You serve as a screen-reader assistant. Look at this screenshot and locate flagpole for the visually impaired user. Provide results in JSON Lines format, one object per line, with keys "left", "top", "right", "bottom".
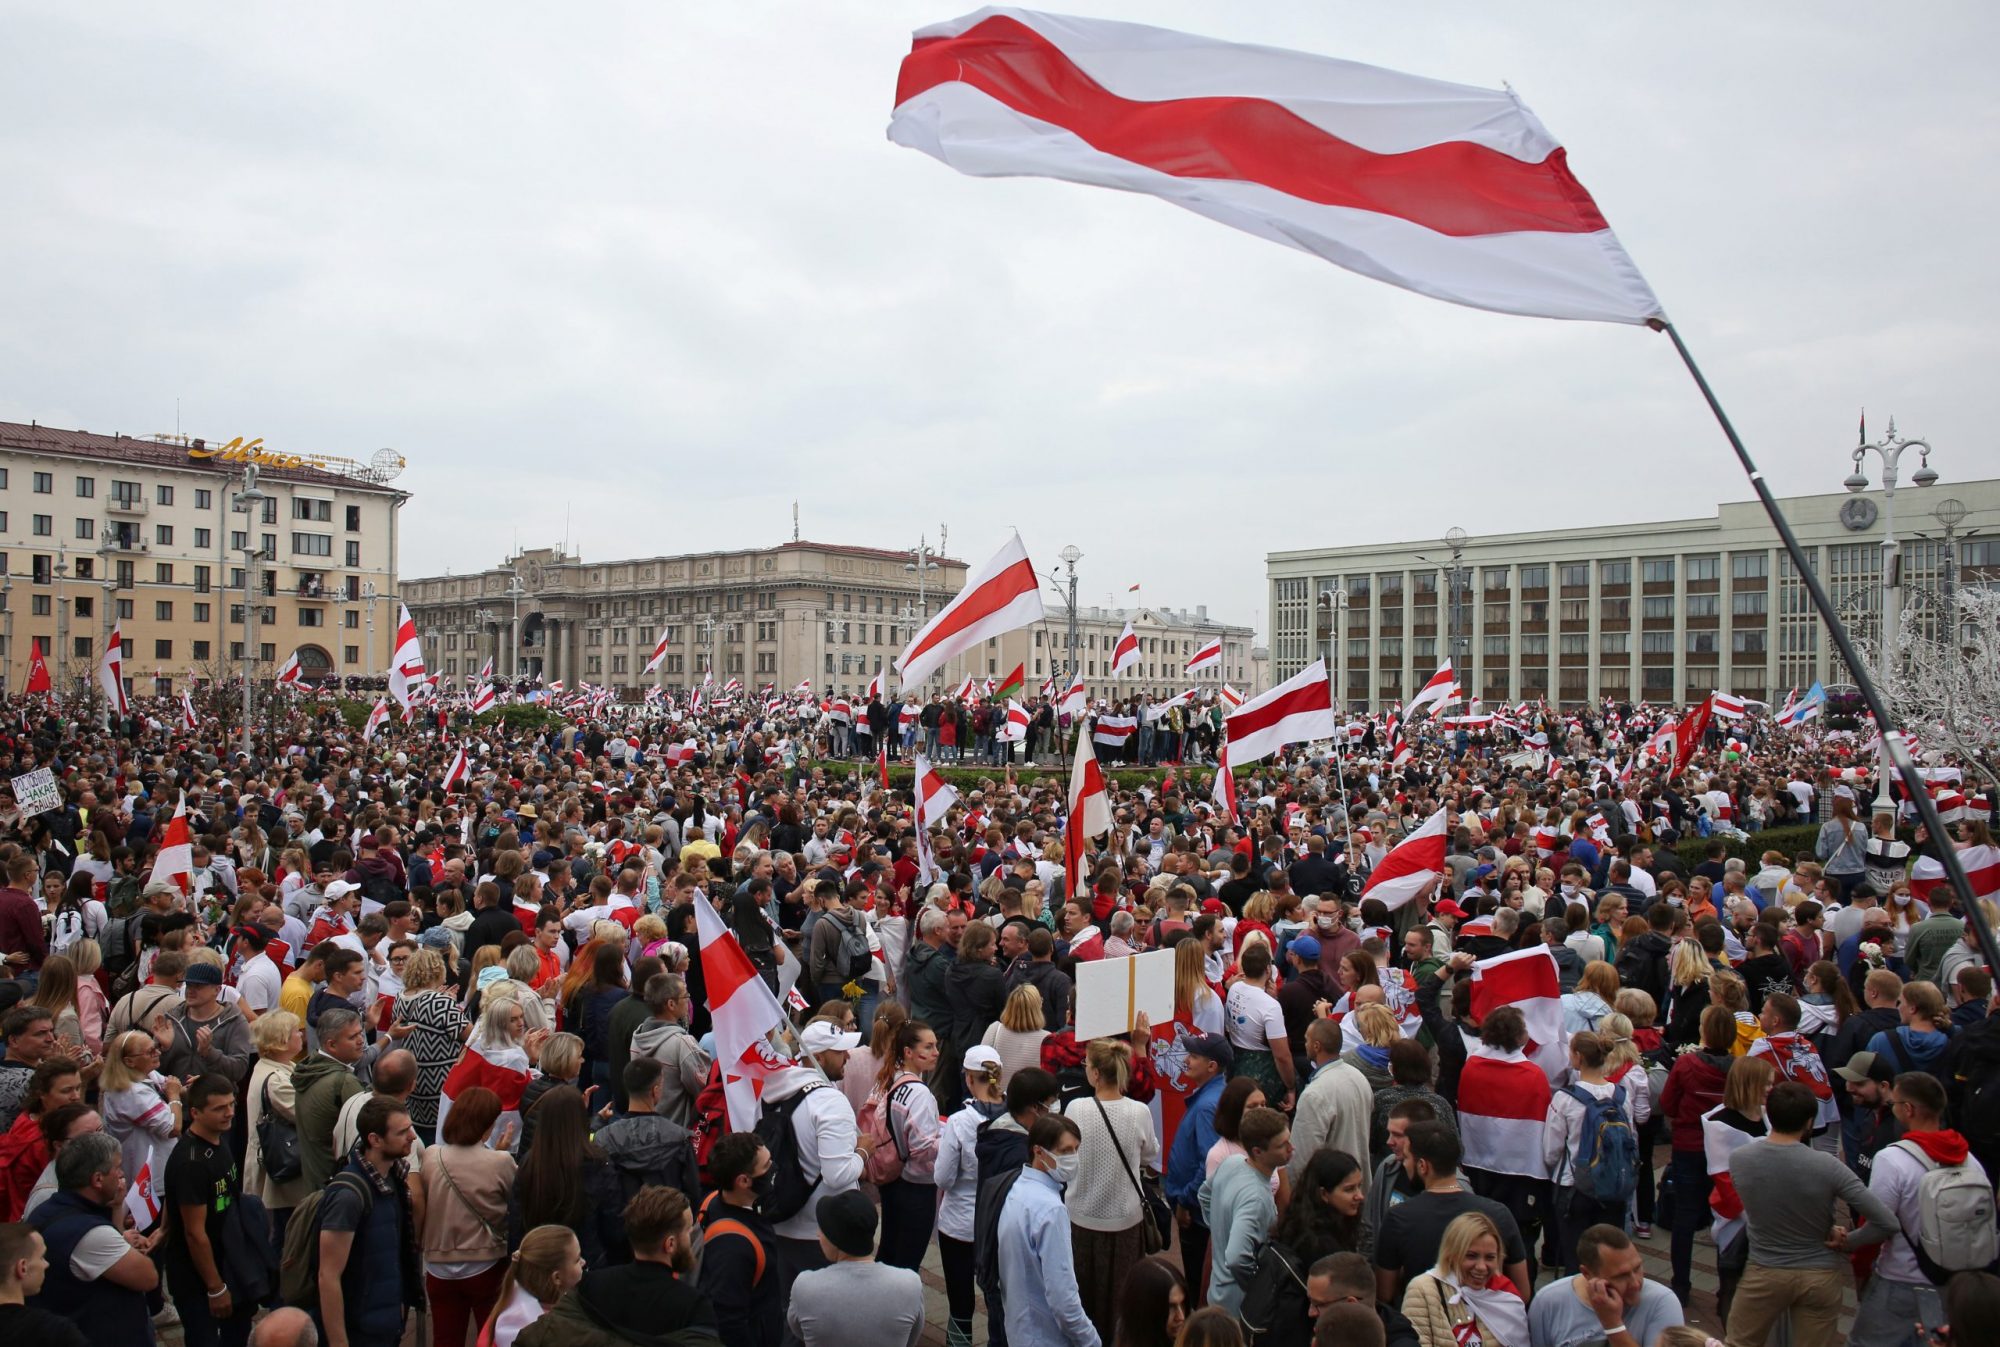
{"left": 1658, "top": 319, "right": 2000, "bottom": 975}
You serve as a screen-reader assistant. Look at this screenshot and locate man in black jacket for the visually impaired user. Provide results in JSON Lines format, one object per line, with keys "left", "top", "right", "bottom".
{"left": 1615, "top": 905, "right": 1675, "bottom": 1010}
{"left": 1826, "top": 967, "right": 1905, "bottom": 1178}
{"left": 1307, "top": 1252, "right": 1419, "bottom": 1347}
{"left": 461, "top": 880, "right": 523, "bottom": 966}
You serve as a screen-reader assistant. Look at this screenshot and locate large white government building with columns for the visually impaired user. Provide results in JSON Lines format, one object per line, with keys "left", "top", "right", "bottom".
{"left": 1267, "top": 481, "right": 2000, "bottom": 712}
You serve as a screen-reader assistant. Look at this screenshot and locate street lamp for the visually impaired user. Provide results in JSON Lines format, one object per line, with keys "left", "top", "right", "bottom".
{"left": 504, "top": 572, "right": 526, "bottom": 681}
{"left": 97, "top": 534, "right": 116, "bottom": 724}
{"left": 905, "top": 531, "right": 944, "bottom": 685}
{"left": 234, "top": 466, "right": 269, "bottom": 758}
{"left": 52, "top": 558, "right": 69, "bottom": 697}
{"left": 1846, "top": 416, "right": 1937, "bottom": 818}
{"left": 1, "top": 566, "right": 12, "bottom": 696}
{"left": 359, "top": 580, "right": 379, "bottom": 681}
{"left": 475, "top": 607, "right": 497, "bottom": 679}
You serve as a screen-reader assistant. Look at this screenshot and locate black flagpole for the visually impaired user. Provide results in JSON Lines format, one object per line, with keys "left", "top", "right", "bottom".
{"left": 1656, "top": 319, "right": 2000, "bottom": 975}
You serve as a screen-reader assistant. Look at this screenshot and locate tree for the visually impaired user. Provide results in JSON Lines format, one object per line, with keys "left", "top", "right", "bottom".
{"left": 1853, "top": 584, "right": 2000, "bottom": 795}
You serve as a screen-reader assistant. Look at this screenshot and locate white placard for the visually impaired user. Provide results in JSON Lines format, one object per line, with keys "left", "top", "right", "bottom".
{"left": 1073, "top": 946, "right": 1175, "bottom": 1041}
{"left": 11, "top": 768, "right": 59, "bottom": 818}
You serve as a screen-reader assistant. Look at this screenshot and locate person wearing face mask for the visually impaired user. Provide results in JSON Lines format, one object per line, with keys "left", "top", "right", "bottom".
{"left": 515, "top": 1185, "right": 717, "bottom": 1347}
{"left": 936, "top": 1047, "right": 1006, "bottom": 1347}
{"left": 995, "top": 1114, "right": 1098, "bottom": 1347}
{"left": 698, "top": 1132, "right": 783, "bottom": 1347}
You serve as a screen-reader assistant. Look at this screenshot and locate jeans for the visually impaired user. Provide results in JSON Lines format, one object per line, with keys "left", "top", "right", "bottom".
{"left": 1634, "top": 1116, "right": 1662, "bottom": 1226}
{"left": 1180, "top": 1219, "right": 1211, "bottom": 1307}
{"left": 170, "top": 1275, "right": 254, "bottom": 1347}
{"left": 1849, "top": 1274, "right": 1938, "bottom": 1347}
{"left": 1554, "top": 1186, "right": 1628, "bottom": 1274}
{"left": 878, "top": 1179, "right": 937, "bottom": 1270}
{"left": 1727, "top": 1263, "right": 1846, "bottom": 1347}
{"left": 1666, "top": 1146, "right": 1712, "bottom": 1298}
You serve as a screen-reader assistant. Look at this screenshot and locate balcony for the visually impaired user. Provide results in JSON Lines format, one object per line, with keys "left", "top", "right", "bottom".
{"left": 296, "top": 574, "right": 329, "bottom": 600}
{"left": 107, "top": 497, "right": 148, "bottom": 517}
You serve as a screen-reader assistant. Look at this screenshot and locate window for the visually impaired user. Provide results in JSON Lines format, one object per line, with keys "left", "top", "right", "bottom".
{"left": 1600, "top": 561, "right": 1631, "bottom": 585}
{"left": 1482, "top": 603, "right": 1510, "bottom": 625}
{"left": 1483, "top": 635, "right": 1510, "bottom": 657}
{"left": 1642, "top": 596, "right": 1674, "bottom": 619}
{"left": 195, "top": 489, "right": 212, "bottom": 509}
{"left": 157, "top": 484, "right": 173, "bottom": 506}
{"left": 1559, "top": 634, "right": 1588, "bottom": 654}
{"left": 30, "top": 595, "right": 48, "bottom": 616}
{"left": 156, "top": 563, "right": 171, "bottom": 584}
{"left": 74, "top": 558, "right": 91, "bottom": 581}
{"left": 299, "top": 608, "right": 323, "bottom": 627}
{"left": 1688, "top": 630, "right": 1719, "bottom": 654}
{"left": 74, "top": 477, "right": 94, "bottom": 499}
{"left": 192, "top": 640, "right": 210, "bottom": 660}
{"left": 1731, "top": 630, "right": 1766, "bottom": 654}
{"left": 73, "top": 596, "right": 92, "bottom": 619}
{"left": 155, "top": 525, "right": 173, "bottom": 546}
{"left": 261, "top": 643, "right": 275, "bottom": 662}
{"left": 292, "top": 533, "right": 332, "bottom": 557}
{"left": 1378, "top": 573, "right": 1404, "bottom": 599}
{"left": 0, "top": 469, "right": 7, "bottom": 488}
{"left": 1642, "top": 558, "right": 1675, "bottom": 583}
{"left": 1731, "top": 552, "right": 1769, "bottom": 579}
{"left": 31, "top": 516, "right": 50, "bottom": 537}
{"left": 1519, "top": 565, "right": 1548, "bottom": 589}
{"left": 73, "top": 636, "right": 91, "bottom": 659}
{"left": 1686, "top": 555, "right": 1720, "bottom": 582}
{"left": 1346, "top": 638, "right": 1369, "bottom": 659}
{"left": 1482, "top": 567, "right": 1509, "bottom": 589}
{"left": 156, "top": 601, "right": 173, "bottom": 620}
{"left": 1346, "top": 575, "right": 1370, "bottom": 601}
{"left": 1379, "top": 637, "right": 1403, "bottom": 659}
{"left": 31, "top": 474, "right": 50, "bottom": 495}
{"left": 293, "top": 498, "right": 333, "bottom": 522}
{"left": 1414, "top": 637, "right": 1436, "bottom": 658}
{"left": 1600, "top": 632, "right": 1630, "bottom": 655}
{"left": 155, "top": 640, "right": 172, "bottom": 659}
{"left": 261, "top": 533, "right": 276, "bottom": 558}
{"left": 1642, "top": 631, "right": 1674, "bottom": 653}
{"left": 74, "top": 518, "right": 93, "bottom": 541}
{"left": 1600, "top": 597, "right": 1630, "bottom": 621}
{"left": 1686, "top": 594, "right": 1719, "bottom": 617}
{"left": 194, "top": 565, "right": 210, "bottom": 594}
{"left": 230, "top": 531, "right": 247, "bottom": 552}
{"left": 1521, "top": 634, "right": 1549, "bottom": 656}
{"left": 1413, "top": 572, "right": 1438, "bottom": 596}
{"left": 1731, "top": 591, "right": 1768, "bottom": 616}
{"left": 346, "top": 505, "right": 362, "bottom": 531}
{"left": 345, "top": 541, "right": 360, "bottom": 567}
{"left": 344, "top": 609, "right": 358, "bottom": 627}
{"left": 193, "top": 603, "right": 210, "bottom": 623}
{"left": 1558, "top": 599, "right": 1589, "bottom": 622}
{"left": 260, "top": 498, "right": 277, "bottom": 526}
{"left": 1558, "top": 564, "right": 1589, "bottom": 587}
{"left": 344, "top": 645, "right": 359, "bottom": 664}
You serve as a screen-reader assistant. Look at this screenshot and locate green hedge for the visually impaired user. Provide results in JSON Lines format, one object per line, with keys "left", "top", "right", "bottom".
{"left": 799, "top": 759, "right": 1188, "bottom": 793}
{"left": 1670, "top": 820, "right": 1912, "bottom": 872}
{"left": 330, "top": 699, "right": 562, "bottom": 734}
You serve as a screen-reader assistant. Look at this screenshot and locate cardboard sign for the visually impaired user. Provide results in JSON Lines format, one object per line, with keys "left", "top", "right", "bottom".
{"left": 1074, "top": 946, "right": 1175, "bottom": 1041}
{"left": 11, "top": 768, "right": 59, "bottom": 818}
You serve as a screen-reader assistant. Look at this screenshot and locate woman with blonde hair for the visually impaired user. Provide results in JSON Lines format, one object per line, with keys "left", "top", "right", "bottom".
{"left": 245, "top": 1010, "right": 310, "bottom": 1240}
{"left": 1341, "top": 1003, "right": 1402, "bottom": 1095}
{"left": 392, "top": 946, "right": 469, "bottom": 1142}
{"left": 1709, "top": 970, "right": 1761, "bottom": 1054}
{"left": 1174, "top": 935, "right": 1224, "bottom": 1034}
{"left": 29, "top": 956, "right": 87, "bottom": 1053}
{"left": 1060, "top": 1035, "right": 1160, "bottom": 1342}
{"left": 100, "top": 1028, "right": 181, "bottom": 1217}
{"left": 64, "top": 939, "right": 108, "bottom": 1053}
{"left": 482, "top": 1225, "right": 584, "bottom": 1346}
{"left": 982, "top": 984, "right": 1050, "bottom": 1088}
{"left": 1561, "top": 960, "right": 1619, "bottom": 1036}
{"left": 1662, "top": 937, "right": 1715, "bottom": 1049}
{"left": 1402, "top": 1210, "right": 1527, "bottom": 1347}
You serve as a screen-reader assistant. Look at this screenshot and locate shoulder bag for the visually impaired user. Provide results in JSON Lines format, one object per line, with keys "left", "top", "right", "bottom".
{"left": 1093, "top": 1097, "right": 1171, "bottom": 1253}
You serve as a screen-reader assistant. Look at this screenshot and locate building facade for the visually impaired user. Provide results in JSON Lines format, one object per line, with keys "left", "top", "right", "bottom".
{"left": 992, "top": 605, "right": 1256, "bottom": 699}
{"left": 1267, "top": 480, "right": 2000, "bottom": 711}
{"left": 402, "top": 542, "right": 968, "bottom": 697}
{"left": 0, "top": 422, "right": 408, "bottom": 695}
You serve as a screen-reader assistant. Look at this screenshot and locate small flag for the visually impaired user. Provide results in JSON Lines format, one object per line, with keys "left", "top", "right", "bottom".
{"left": 275, "top": 649, "right": 304, "bottom": 686}
{"left": 993, "top": 662, "right": 1025, "bottom": 702}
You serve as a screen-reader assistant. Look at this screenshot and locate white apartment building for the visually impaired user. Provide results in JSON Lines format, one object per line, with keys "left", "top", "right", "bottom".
{"left": 993, "top": 605, "right": 1257, "bottom": 698}
{"left": 1268, "top": 481, "right": 2000, "bottom": 710}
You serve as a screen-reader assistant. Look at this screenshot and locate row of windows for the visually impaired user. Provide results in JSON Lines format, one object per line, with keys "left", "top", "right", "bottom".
{"left": 3, "top": 472, "right": 369, "bottom": 528}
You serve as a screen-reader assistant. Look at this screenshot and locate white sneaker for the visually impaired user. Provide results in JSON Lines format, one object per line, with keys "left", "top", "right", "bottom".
{"left": 153, "top": 1302, "right": 181, "bottom": 1326}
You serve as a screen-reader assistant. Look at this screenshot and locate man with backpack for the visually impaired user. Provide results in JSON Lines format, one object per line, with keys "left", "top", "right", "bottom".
{"left": 699, "top": 1132, "right": 781, "bottom": 1347}
{"left": 1848, "top": 1071, "right": 1997, "bottom": 1347}
{"left": 298, "top": 1095, "right": 422, "bottom": 1347}
{"left": 598, "top": 1059, "right": 702, "bottom": 1214}
{"left": 806, "top": 886, "right": 870, "bottom": 1006}
{"left": 756, "top": 1021, "right": 869, "bottom": 1326}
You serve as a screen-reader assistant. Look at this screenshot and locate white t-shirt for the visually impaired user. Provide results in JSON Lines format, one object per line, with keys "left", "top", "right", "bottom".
{"left": 1224, "top": 981, "right": 1286, "bottom": 1054}
{"left": 68, "top": 1224, "right": 133, "bottom": 1279}
{"left": 237, "top": 954, "right": 284, "bottom": 1014}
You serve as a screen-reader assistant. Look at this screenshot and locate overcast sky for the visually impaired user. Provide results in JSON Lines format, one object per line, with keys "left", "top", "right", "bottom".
{"left": 5, "top": 3, "right": 1996, "bottom": 641}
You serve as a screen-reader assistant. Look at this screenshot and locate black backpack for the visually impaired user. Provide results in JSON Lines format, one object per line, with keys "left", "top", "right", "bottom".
{"left": 1955, "top": 1028, "right": 2000, "bottom": 1160}
{"left": 752, "top": 1082, "right": 828, "bottom": 1224}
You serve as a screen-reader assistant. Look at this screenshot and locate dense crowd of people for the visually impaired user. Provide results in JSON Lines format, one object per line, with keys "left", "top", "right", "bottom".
{"left": 0, "top": 685, "right": 1996, "bottom": 1347}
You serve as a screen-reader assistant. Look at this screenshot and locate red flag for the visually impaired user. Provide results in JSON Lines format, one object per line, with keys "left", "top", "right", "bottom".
{"left": 23, "top": 641, "right": 49, "bottom": 695}
{"left": 1672, "top": 695, "right": 1715, "bottom": 778}
{"left": 877, "top": 743, "right": 890, "bottom": 790}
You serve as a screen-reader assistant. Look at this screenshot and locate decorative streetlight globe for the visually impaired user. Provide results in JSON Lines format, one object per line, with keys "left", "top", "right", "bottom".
{"left": 1936, "top": 497, "right": 1968, "bottom": 530}
{"left": 1443, "top": 526, "right": 1467, "bottom": 551}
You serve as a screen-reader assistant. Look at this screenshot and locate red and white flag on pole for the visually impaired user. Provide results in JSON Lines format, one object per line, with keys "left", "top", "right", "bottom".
{"left": 1212, "top": 740, "right": 1237, "bottom": 820}
{"left": 477, "top": 656, "right": 494, "bottom": 683}
{"left": 1711, "top": 691, "right": 1746, "bottom": 721}
{"left": 275, "top": 649, "right": 303, "bottom": 686}
{"left": 1185, "top": 637, "right": 1222, "bottom": 674}
{"left": 180, "top": 689, "right": 199, "bottom": 730}
{"left": 643, "top": 628, "right": 671, "bottom": 675}
{"left": 1223, "top": 658, "right": 1335, "bottom": 765}
{"left": 896, "top": 532, "right": 1044, "bottom": 687}
{"left": 97, "top": 624, "right": 129, "bottom": 714}
{"left": 695, "top": 884, "right": 789, "bottom": 1131}
{"left": 1110, "top": 621, "right": 1140, "bottom": 676}
{"left": 387, "top": 602, "right": 425, "bottom": 710}
{"left": 890, "top": 10, "right": 1663, "bottom": 326}
{"left": 23, "top": 641, "right": 50, "bottom": 696}
{"left": 126, "top": 1162, "right": 161, "bottom": 1231}
{"left": 914, "top": 753, "right": 960, "bottom": 823}
{"left": 1058, "top": 670, "right": 1087, "bottom": 718}
{"left": 1064, "top": 726, "right": 1112, "bottom": 902}
{"left": 363, "top": 696, "right": 391, "bottom": 742}
{"left": 866, "top": 667, "right": 885, "bottom": 703}
{"left": 1091, "top": 714, "right": 1137, "bottom": 748}
{"left": 1359, "top": 807, "right": 1446, "bottom": 911}
{"left": 1001, "top": 698, "right": 1030, "bottom": 742}
{"left": 148, "top": 793, "right": 194, "bottom": 895}
{"left": 1406, "top": 659, "right": 1457, "bottom": 720}
{"left": 1468, "top": 946, "right": 1569, "bottom": 1081}
{"left": 1218, "top": 683, "right": 1244, "bottom": 709}
{"left": 793, "top": 678, "right": 813, "bottom": 697}
{"left": 441, "top": 745, "right": 470, "bottom": 792}
{"left": 470, "top": 683, "right": 497, "bottom": 715}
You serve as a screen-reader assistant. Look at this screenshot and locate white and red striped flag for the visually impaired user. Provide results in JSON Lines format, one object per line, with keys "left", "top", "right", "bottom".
{"left": 363, "top": 696, "right": 391, "bottom": 742}
{"left": 1405, "top": 659, "right": 1457, "bottom": 721}
{"left": 825, "top": 698, "right": 853, "bottom": 724}
{"left": 1711, "top": 690, "right": 1746, "bottom": 720}
{"left": 179, "top": 689, "right": 199, "bottom": 731}
{"left": 1064, "top": 726, "right": 1112, "bottom": 902}
{"left": 1223, "top": 658, "right": 1335, "bottom": 765}
{"left": 97, "top": 624, "right": 128, "bottom": 715}
{"left": 477, "top": 656, "right": 494, "bottom": 683}
{"left": 793, "top": 678, "right": 813, "bottom": 697}
{"left": 274, "top": 649, "right": 303, "bottom": 686}
{"left": 1110, "top": 621, "right": 1141, "bottom": 676}
{"left": 1457, "top": 1037, "right": 1553, "bottom": 1180}
{"left": 386, "top": 602, "right": 425, "bottom": 710}
{"left": 695, "top": 879, "right": 790, "bottom": 1131}
{"left": 148, "top": 793, "right": 195, "bottom": 895}
{"left": 1185, "top": 637, "right": 1222, "bottom": 674}
{"left": 1092, "top": 713, "right": 1138, "bottom": 748}
{"left": 1469, "top": 946, "right": 1569, "bottom": 1082}
{"left": 1358, "top": 807, "right": 1445, "bottom": 911}
{"left": 1212, "top": 740, "right": 1237, "bottom": 820}
{"left": 470, "top": 683, "right": 497, "bottom": 715}
{"left": 1001, "top": 699, "right": 1030, "bottom": 742}
{"left": 866, "top": 668, "right": 885, "bottom": 703}
{"left": 441, "top": 745, "right": 470, "bottom": 793}
{"left": 896, "top": 532, "right": 1044, "bottom": 687}
{"left": 643, "top": 627, "right": 671, "bottom": 674}
{"left": 1703, "top": 1104, "right": 1758, "bottom": 1255}
{"left": 437, "top": 1026, "right": 532, "bottom": 1141}
{"left": 1058, "top": 670, "right": 1088, "bottom": 718}
{"left": 914, "top": 753, "right": 960, "bottom": 823}
{"left": 1218, "top": 683, "right": 1244, "bottom": 709}
{"left": 889, "top": 10, "right": 1662, "bottom": 326}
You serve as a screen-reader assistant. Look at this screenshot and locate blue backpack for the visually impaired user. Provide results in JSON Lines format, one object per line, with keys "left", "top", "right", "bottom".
{"left": 1565, "top": 1082, "right": 1639, "bottom": 1204}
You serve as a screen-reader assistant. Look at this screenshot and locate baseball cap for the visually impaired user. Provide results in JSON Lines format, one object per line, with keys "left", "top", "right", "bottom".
{"left": 816, "top": 1189, "right": 878, "bottom": 1257}
{"left": 1834, "top": 1051, "right": 1896, "bottom": 1086}
{"left": 183, "top": 963, "right": 223, "bottom": 986}
{"left": 1185, "top": 1033, "right": 1235, "bottom": 1071}
{"left": 1200, "top": 898, "right": 1226, "bottom": 915}
{"left": 961, "top": 1045, "right": 1004, "bottom": 1075}
{"left": 1434, "top": 899, "right": 1469, "bottom": 919}
{"left": 799, "top": 1021, "right": 862, "bottom": 1056}
{"left": 324, "top": 879, "right": 359, "bottom": 901}
{"left": 1289, "top": 934, "right": 1322, "bottom": 963}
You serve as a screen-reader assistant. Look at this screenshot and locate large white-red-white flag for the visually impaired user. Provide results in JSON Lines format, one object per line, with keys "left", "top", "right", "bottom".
{"left": 1359, "top": 807, "right": 1446, "bottom": 911}
{"left": 897, "top": 533, "right": 1044, "bottom": 687}
{"left": 643, "top": 627, "right": 671, "bottom": 675}
{"left": 1468, "top": 945, "right": 1569, "bottom": 1081}
{"left": 1058, "top": 670, "right": 1087, "bottom": 718}
{"left": 1223, "top": 658, "right": 1335, "bottom": 765}
{"left": 441, "top": 745, "right": 471, "bottom": 793}
{"left": 1457, "top": 1040, "right": 1553, "bottom": 1179}
{"left": 1092, "top": 714, "right": 1138, "bottom": 748}
{"left": 1064, "top": 725, "right": 1112, "bottom": 901}
{"left": 1185, "top": 637, "right": 1222, "bottom": 674}
{"left": 275, "top": 649, "right": 304, "bottom": 686}
{"left": 148, "top": 793, "right": 194, "bottom": 895}
{"left": 363, "top": 696, "right": 391, "bottom": 742}
{"left": 387, "top": 602, "right": 426, "bottom": 710}
{"left": 97, "top": 624, "right": 128, "bottom": 715}
{"left": 1218, "top": 683, "right": 1244, "bottom": 709}
{"left": 695, "top": 885, "right": 789, "bottom": 1131}
{"left": 1001, "top": 699, "right": 1030, "bottom": 742}
{"left": 470, "top": 683, "right": 497, "bottom": 715}
{"left": 437, "top": 1034, "right": 531, "bottom": 1141}
{"left": 889, "top": 9, "right": 1663, "bottom": 326}
{"left": 179, "top": 689, "right": 199, "bottom": 731}
{"left": 1110, "top": 621, "right": 1140, "bottom": 676}
{"left": 1406, "top": 659, "right": 1457, "bottom": 720}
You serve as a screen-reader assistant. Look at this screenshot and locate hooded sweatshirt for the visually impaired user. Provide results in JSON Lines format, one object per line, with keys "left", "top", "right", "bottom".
{"left": 1867, "top": 1024, "right": 1953, "bottom": 1078}
{"left": 292, "top": 1051, "right": 364, "bottom": 1189}
{"left": 596, "top": 1113, "right": 701, "bottom": 1210}
{"left": 629, "top": 1018, "right": 711, "bottom": 1128}
{"left": 515, "top": 1262, "right": 721, "bottom": 1347}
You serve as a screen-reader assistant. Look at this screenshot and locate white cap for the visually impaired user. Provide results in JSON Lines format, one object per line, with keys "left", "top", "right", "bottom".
{"left": 799, "top": 1021, "right": 862, "bottom": 1056}
{"left": 961, "top": 1045, "right": 1003, "bottom": 1075}
{"left": 324, "top": 880, "right": 359, "bottom": 900}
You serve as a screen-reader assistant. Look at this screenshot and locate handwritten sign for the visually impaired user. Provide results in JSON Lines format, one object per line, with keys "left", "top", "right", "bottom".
{"left": 10, "top": 769, "right": 59, "bottom": 818}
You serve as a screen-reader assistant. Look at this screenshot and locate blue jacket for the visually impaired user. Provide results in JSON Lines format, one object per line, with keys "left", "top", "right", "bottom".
{"left": 1167, "top": 1074, "right": 1226, "bottom": 1215}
